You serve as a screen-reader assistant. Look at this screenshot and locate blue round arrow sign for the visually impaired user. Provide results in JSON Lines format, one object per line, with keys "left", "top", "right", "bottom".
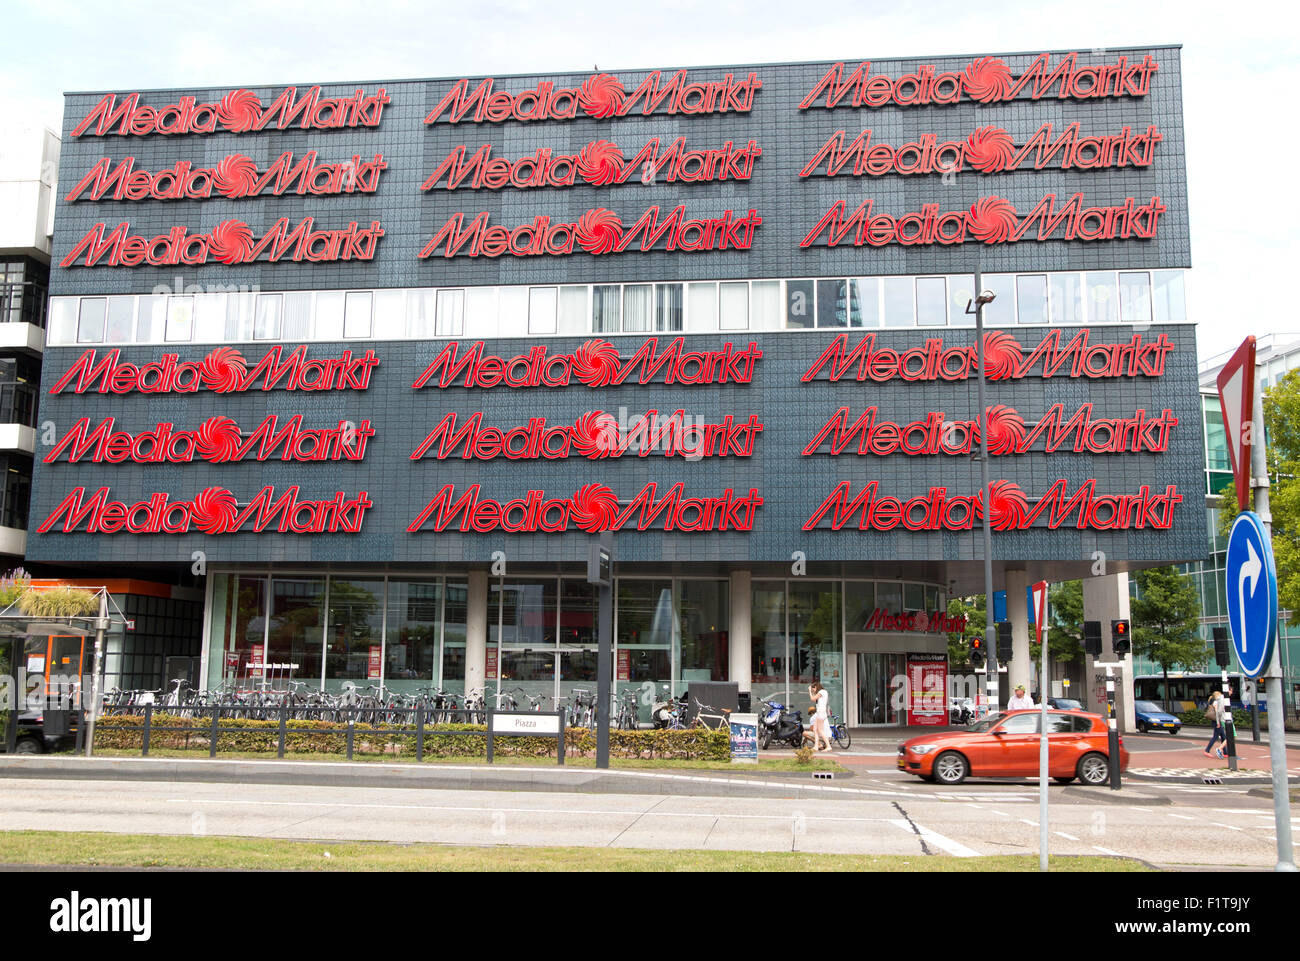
{"left": 1225, "top": 510, "right": 1278, "bottom": 679}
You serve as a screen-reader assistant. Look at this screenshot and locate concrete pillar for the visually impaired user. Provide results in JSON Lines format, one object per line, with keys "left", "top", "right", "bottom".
{"left": 1082, "top": 572, "right": 1134, "bottom": 732}
{"left": 466, "top": 570, "right": 488, "bottom": 694}
{"left": 729, "top": 570, "right": 752, "bottom": 694}
{"left": 1005, "top": 568, "right": 1032, "bottom": 697}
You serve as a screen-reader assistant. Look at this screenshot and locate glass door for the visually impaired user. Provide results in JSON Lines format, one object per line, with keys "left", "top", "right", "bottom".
{"left": 857, "top": 653, "right": 903, "bottom": 725}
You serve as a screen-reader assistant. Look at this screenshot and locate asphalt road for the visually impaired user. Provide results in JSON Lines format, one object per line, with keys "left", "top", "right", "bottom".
{"left": 1, "top": 773, "right": 1293, "bottom": 868}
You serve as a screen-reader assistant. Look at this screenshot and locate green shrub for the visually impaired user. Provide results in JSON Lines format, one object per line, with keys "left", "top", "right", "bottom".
{"left": 94, "top": 714, "right": 730, "bottom": 761}
{"left": 1175, "top": 709, "right": 1255, "bottom": 729}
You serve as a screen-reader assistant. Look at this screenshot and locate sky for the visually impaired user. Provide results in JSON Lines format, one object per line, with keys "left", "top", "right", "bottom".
{"left": 2, "top": 0, "right": 1294, "bottom": 363}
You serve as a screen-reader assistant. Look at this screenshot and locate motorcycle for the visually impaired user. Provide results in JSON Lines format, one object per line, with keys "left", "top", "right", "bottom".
{"left": 651, "top": 685, "right": 688, "bottom": 729}
{"left": 948, "top": 697, "right": 976, "bottom": 725}
{"left": 758, "top": 698, "right": 805, "bottom": 750}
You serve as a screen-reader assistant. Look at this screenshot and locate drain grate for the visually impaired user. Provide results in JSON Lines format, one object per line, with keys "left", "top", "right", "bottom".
{"left": 812, "top": 772, "right": 833, "bottom": 780}
{"left": 1202, "top": 775, "right": 1222, "bottom": 785}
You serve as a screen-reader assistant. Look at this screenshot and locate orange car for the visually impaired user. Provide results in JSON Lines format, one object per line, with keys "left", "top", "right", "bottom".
{"left": 897, "top": 709, "right": 1129, "bottom": 785}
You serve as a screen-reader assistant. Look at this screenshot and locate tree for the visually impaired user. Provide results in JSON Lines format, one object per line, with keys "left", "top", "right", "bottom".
{"left": 1131, "top": 566, "right": 1207, "bottom": 712}
{"left": 1029, "top": 580, "right": 1085, "bottom": 668}
{"left": 1217, "top": 369, "right": 1300, "bottom": 625}
{"left": 945, "top": 595, "right": 984, "bottom": 667}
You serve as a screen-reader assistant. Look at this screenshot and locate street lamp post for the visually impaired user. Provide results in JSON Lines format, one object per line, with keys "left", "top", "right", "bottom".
{"left": 967, "top": 272, "right": 999, "bottom": 714}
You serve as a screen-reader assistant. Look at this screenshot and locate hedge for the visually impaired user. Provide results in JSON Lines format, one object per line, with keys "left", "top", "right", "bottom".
{"left": 1174, "top": 709, "right": 1259, "bottom": 729}
{"left": 92, "top": 713, "right": 730, "bottom": 761}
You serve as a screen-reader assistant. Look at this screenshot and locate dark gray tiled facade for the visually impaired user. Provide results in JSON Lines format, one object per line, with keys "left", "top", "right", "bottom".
{"left": 31, "top": 46, "right": 1202, "bottom": 579}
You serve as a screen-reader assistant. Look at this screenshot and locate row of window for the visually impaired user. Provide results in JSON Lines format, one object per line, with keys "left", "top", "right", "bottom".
{"left": 49, "top": 269, "right": 1187, "bottom": 347}
{"left": 0, "top": 356, "right": 40, "bottom": 428}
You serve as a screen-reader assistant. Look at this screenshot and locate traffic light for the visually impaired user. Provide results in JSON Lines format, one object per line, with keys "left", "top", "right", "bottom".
{"left": 1083, "top": 621, "right": 1102, "bottom": 656}
{"left": 997, "top": 621, "right": 1013, "bottom": 661}
{"left": 1212, "top": 626, "right": 1231, "bottom": 668}
{"left": 970, "top": 636, "right": 985, "bottom": 668}
{"left": 1111, "top": 619, "right": 1131, "bottom": 654}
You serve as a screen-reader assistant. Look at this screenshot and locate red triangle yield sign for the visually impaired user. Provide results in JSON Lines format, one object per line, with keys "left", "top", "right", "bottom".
{"left": 1216, "top": 337, "right": 1257, "bottom": 511}
{"left": 1032, "top": 580, "right": 1049, "bottom": 645}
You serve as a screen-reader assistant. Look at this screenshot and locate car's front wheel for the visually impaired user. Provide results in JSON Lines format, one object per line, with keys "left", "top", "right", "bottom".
{"left": 1077, "top": 752, "right": 1110, "bottom": 785}
{"left": 932, "top": 751, "right": 969, "bottom": 785}
{"left": 1136, "top": 721, "right": 1147, "bottom": 733}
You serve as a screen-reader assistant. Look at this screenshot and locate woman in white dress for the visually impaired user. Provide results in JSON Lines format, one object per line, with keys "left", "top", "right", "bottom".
{"left": 809, "top": 681, "right": 831, "bottom": 751}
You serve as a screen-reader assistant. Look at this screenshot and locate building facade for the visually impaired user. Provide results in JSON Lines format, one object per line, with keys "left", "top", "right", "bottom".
{"left": 29, "top": 47, "right": 1201, "bottom": 724}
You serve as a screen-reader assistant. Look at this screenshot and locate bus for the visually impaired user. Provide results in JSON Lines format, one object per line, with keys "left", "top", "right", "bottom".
{"left": 1133, "top": 672, "right": 1266, "bottom": 714}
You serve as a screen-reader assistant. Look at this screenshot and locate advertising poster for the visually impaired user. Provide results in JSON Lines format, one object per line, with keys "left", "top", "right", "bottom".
{"left": 728, "top": 713, "right": 758, "bottom": 763}
{"left": 908, "top": 654, "right": 946, "bottom": 726}
{"left": 617, "top": 649, "right": 630, "bottom": 681}
{"left": 367, "top": 646, "right": 382, "bottom": 679}
{"left": 486, "top": 647, "right": 498, "bottom": 680}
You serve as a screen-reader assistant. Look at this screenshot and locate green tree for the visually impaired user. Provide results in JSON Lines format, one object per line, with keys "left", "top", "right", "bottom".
{"left": 1217, "top": 370, "right": 1300, "bottom": 624}
{"left": 1131, "top": 566, "right": 1207, "bottom": 712}
{"left": 946, "top": 595, "right": 985, "bottom": 667}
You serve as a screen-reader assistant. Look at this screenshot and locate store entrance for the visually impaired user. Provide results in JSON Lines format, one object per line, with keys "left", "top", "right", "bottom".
{"left": 857, "top": 653, "right": 903, "bottom": 726}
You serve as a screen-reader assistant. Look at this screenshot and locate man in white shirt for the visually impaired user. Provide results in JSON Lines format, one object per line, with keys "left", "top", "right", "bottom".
{"left": 1007, "top": 684, "right": 1034, "bottom": 710}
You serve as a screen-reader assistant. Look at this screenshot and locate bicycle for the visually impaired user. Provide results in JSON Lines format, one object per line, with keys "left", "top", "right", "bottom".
{"left": 691, "top": 697, "right": 731, "bottom": 732}
{"left": 826, "top": 712, "right": 852, "bottom": 749}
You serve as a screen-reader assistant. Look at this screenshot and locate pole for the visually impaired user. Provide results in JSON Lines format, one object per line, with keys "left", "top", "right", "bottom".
{"left": 973, "top": 269, "right": 999, "bottom": 715}
{"left": 593, "top": 533, "right": 614, "bottom": 770}
{"left": 83, "top": 593, "right": 107, "bottom": 757}
{"left": 1039, "top": 618, "right": 1049, "bottom": 872}
{"left": 1094, "top": 662, "right": 1122, "bottom": 790}
{"left": 1250, "top": 379, "right": 1297, "bottom": 871}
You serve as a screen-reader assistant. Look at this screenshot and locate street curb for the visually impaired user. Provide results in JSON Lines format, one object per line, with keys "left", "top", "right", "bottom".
{"left": 1127, "top": 770, "right": 1297, "bottom": 785}
{"left": 0, "top": 755, "right": 891, "bottom": 801}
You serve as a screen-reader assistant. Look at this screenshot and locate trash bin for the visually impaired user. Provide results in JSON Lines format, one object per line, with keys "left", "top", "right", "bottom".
{"left": 737, "top": 691, "right": 751, "bottom": 713}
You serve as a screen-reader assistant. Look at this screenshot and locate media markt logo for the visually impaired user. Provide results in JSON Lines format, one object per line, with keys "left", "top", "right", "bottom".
{"left": 50, "top": 891, "right": 151, "bottom": 941}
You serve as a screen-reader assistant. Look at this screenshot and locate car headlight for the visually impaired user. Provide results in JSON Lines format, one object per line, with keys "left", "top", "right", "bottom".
{"left": 910, "top": 744, "right": 938, "bottom": 755}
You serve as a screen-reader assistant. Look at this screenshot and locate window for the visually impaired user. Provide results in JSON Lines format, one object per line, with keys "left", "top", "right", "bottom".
{"left": 434, "top": 289, "right": 464, "bottom": 337}
{"left": 106, "top": 297, "right": 136, "bottom": 342}
{"left": 283, "top": 292, "right": 312, "bottom": 340}
{"left": 850, "top": 279, "right": 881, "bottom": 327}
{"left": 752, "top": 281, "right": 781, "bottom": 329}
{"left": 47, "top": 298, "right": 76, "bottom": 345}
{"left": 343, "top": 292, "right": 372, "bottom": 338}
{"left": 137, "top": 295, "right": 166, "bottom": 342}
{"left": 978, "top": 274, "right": 1016, "bottom": 326}
{"left": 165, "top": 296, "right": 195, "bottom": 342}
{"left": 785, "top": 280, "right": 814, "bottom": 329}
{"left": 76, "top": 298, "right": 107, "bottom": 343}
{"left": 883, "top": 277, "right": 913, "bottom": 327}
{"left": 1119, "top": 272, "right": 1152, "bottom": 323}
{"left": 558, "top": 287, "right": 588, "bottom": 334}
{"left": 592, "top": 286, "right": 621, "bottom": 332}
{"left": 527, "top": 287, "right": 557, "bottom": 334}
{"left": 999, "top": 713, "right": 1039, "bottom": 734}
{"left": 1015, "top": 275, "right": 1048, "bottom": 325}
{"left": 720, "top": 282, "right": 749, "bottom": 330}
{"left": 254, "top": 294, "right": 283, "bottom": 340}
{"left": 466, "top": 287, "right": 499, "bottom": 336}
{"left": 816, "top": 280, "right": 848, "bottom": 328}
{"left": 1049, "top": 273, "right": 1084, "bottom": 324}
{"left": 622, "top": 284, "right": 652, "bottom": 332}
{"left": 374, "top": 290, "right": 405, "bottom": 339}
{"left": 654, "top": 283, "right": 683, "bottom": 331}
{"left": 315, "top": 292, "right": 344, "bottom": 340}
{"left": 916, "top": 277, "right": 948, "bottom": 326}
{"left": 1152, "top": 271, "right": 1185, "bottom": 322}
{"left": 687, "top": 283, "right": 717, "bottom": 331}
{"left": 1086, "top": 272, "right": 1118, "bottom": 323}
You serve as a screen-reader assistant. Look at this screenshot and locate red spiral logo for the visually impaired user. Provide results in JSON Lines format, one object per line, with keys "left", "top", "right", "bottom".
{"left": 569, "top": 484, "right": 619, "bottom": 532}
{"left": 982, "top": 405, "right": 1026, "bottom": 455}
{"left": 194, "top": 416, "right": 243, "bottom": 463}
{"left": 572, "top": 340, "right": 621, "bottom": 387}
{"left": 574, "top": 208, "right": 622, "bottom": 254}
{"left": 576, "top": 140, "right": 625, "bottom": 186}
{"left": 215, "top": 89, "right": 263, "bottom": 132}
{"left": 571, "top": 410, "right": 620, "bottom": 458}
{"left": 967, "top": 196, "right": 1018, "bottom": 245}
{"left": 190, "top": 487, "right": 239, "bottom": 534}
{"left": 964, "top": 126, "right": 1016, "bottom": 173}
{"left": 982, "top": 481, "right": 1030, "bottom": 531}
{"left": 578, "top": 74, "right": 626, "bottom": 118}
{"left": 208, "top": 219, "right": 254, "bottom": 265}
{"left": 200, "top": 347, "right": 247, "bottom": 393}
{"left": 982, "top": 332, "right": 1023, "bottom": 381}
{"left": 212, "top": 154, "right": 259, "bottom": 198}
{"left": 963, "top": 57, "right": 1014, "bottom": 103}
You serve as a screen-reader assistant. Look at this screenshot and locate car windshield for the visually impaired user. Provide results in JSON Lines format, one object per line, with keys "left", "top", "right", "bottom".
{"left": 1135, "top": 701, "right": 1163, "bottom": 713}
{"left": 968, "top": 713, "right": 1006, "bottom": 733}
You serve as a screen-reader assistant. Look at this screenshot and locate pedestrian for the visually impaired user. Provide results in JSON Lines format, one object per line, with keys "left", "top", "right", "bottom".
{"left": 1007, "top": 684, "right": 1034, "bottom": 710}
{"left": 806, "top": 681, "right": 831, "bottom": 751}
{"left": 1203, "top": 691, "right": 1227, "bottom": 760}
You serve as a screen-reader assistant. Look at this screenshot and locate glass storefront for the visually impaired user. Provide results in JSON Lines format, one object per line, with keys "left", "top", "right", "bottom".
{"left": 206, "top": 573, "right": 467, "bottom": 694}
{"left": 202, "top": 572, "right": 941, "bottom": 725}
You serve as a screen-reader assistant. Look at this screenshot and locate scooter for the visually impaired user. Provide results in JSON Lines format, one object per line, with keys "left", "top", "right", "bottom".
{"left": 758, "top": 698, "right": 805, "bottom": 749}
{"left": 651, "top": 685, "right": 688, "bottom": 729}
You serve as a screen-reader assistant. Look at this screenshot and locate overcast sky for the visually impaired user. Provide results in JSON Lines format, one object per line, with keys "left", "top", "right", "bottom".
{"left": 3, "top": 0, "right": 1293, "bottom": 363}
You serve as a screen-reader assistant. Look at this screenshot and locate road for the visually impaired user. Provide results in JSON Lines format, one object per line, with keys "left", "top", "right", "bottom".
{"left": 0, "top": 770, "right": 1293, "bottom": 868}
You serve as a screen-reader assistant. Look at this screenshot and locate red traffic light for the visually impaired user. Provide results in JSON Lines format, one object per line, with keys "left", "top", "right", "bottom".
{"left": 971, "top": 637, "right": 983, "bottom": 649}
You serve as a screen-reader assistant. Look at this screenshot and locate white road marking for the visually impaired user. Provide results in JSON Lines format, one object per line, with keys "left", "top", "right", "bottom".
{"left": 1019, "top": 818, "right": 1038, "bottom": 826}
{"left": 1168, "top": 813, "right": 1195, "bottom": 820}
{"left": 1055, "top": 831, "right": 1080, "bottom": 841}
{"left": 888, "top": 818, "right": 981, "bottom": 858}
{"left": 1093, "top": 845, "right": 1122, "bottom": 856}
